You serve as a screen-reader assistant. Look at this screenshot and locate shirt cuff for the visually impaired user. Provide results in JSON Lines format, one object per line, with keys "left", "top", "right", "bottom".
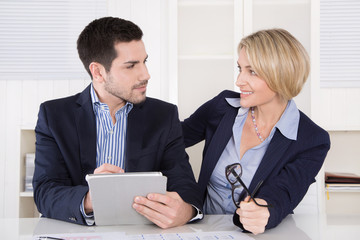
{"left": 189, "top": 205, "right": 204, "bottom": 222}
{"left": 80, "top": 196, "right": 95, "bottom": 226}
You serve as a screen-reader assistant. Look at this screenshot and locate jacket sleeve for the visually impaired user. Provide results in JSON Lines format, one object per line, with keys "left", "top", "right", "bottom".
{"left": 182, "top": 90, "right": 231, "bottom": 148}
{"left": 33, "top": 103, "right": 89, "bottom": 225}
{"left": 160, "top": 105, "right": 203, "bottom": 212}
{"left": 233, "top": 126, "right": 330, "bottom": 230}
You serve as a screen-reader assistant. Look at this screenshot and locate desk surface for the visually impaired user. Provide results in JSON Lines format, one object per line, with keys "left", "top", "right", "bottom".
{"left": 1, "top": 213, "right": 360, "bottom": 240}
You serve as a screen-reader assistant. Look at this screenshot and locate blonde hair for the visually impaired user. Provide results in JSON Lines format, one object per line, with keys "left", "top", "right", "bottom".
{"left": 238, "top": 28, "right": 310, "bottom": 101}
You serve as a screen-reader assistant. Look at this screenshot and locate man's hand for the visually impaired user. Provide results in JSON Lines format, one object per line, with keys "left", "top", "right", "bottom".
{"left": 84, "top": 163, "right": 124, "bottom": 214}
{"left": 93, "top": 163, "right": 124, "bottom": 174}
{"left": 132, "top": 191, "right": 196, "bottom": 229}
{"left": 236, "top": 196, "right": 270, "bottom": 235}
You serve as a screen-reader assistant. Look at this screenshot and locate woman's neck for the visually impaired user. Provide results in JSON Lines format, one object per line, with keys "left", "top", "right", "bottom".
{"left": 253, "top": 100, "right": 288, "bottom": 127}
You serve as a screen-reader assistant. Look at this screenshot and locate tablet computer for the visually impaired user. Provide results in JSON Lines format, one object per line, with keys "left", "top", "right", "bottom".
{"left": 86, "top": 172, "right": 167, "bottom": 226}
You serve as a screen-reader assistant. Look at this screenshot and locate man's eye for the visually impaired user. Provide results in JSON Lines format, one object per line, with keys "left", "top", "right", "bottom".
{"left": 237, "top": 66, "right": 241, "bottom": 72}
{"left": 127, "top": 64, "right": 135, "bottom": 69}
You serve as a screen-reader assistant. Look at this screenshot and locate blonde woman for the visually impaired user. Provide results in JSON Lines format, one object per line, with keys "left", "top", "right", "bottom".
{"left": 182, "top": 29, "right": 330, "bottom": 234}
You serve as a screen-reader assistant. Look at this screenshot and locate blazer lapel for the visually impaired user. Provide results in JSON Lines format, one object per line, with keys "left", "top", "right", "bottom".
{"left": 75, "top": 85, "right": 97, "bottom": 178}
{"left": 249, "top": 130, "right": 292, "bottom": 192}
{"left": 198, "top": 108, "right": 238, "bottom": 192}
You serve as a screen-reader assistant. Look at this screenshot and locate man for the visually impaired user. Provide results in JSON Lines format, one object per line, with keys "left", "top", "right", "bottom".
{"left": 33, "top": 17, "right": 202, "bottom": 228}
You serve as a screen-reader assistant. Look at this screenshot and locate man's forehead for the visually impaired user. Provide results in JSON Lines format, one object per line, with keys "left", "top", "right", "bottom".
{"left": 114, "top": 40, "right": 147, "bottom": 61}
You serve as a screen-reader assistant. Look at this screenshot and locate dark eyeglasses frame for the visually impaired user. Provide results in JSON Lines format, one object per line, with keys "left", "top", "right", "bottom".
{"left": 225, "top": 163, "right": 272, "bottom": 208}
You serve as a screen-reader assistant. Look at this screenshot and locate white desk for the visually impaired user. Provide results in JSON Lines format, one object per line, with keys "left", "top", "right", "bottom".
{"left": 1, "top": 214, "right": 359, "bottom": 240}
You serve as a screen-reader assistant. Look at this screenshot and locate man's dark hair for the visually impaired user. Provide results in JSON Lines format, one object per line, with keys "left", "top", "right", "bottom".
{"left": 77, "top": 17, "right": 143, "bottom": 78}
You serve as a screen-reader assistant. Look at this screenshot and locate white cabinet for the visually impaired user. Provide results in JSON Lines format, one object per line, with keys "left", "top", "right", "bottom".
{"left": 19, "top": 128, "right": 39, "bottom": 218}
{"left": 323, "top": 131, "right": 360, "bottom": 215}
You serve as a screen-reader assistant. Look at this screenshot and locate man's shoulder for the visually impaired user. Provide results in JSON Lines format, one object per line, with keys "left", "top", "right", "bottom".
{"left": 41, "top": 85, "right": 90, "bottom": 109}
{"left": 41, "top": 92, "right": 81, "bottom": 109}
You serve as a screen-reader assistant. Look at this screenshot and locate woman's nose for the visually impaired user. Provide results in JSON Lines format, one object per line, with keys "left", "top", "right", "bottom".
{"left": 235, "top": 72, "right": 246, "bottom": 87}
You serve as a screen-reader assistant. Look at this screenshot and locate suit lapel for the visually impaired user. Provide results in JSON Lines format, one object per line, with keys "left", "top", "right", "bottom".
{"left": 75, "top": 85, "right": 97, "bottom": 177}
{"left": 249, "top": 130, "right": 292, "bottom": 192}
{"left": 198, "top": 108, "right": 238, "bottom": 192}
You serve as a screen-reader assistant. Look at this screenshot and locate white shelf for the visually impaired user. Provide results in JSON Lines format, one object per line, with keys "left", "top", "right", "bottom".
{"left": 20, "top": 124, "right": 36, "bottom": 130}
{"left": 19, "top": 128, "right": 38, "bottom": 218}
{"left": 20, "top": 192, "right": 34, "bottom": 197}
{"left": 326, "top": 189, "right": 360, "bottom": 193}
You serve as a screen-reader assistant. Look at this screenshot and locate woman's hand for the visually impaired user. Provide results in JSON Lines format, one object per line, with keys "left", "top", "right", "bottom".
{"left": 236, "top": 196, "right": 270, "bottom": 235}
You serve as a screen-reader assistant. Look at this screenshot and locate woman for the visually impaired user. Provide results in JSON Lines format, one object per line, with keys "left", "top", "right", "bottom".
{"left": 182, "top": 29, "right": 330, "bottom": 235}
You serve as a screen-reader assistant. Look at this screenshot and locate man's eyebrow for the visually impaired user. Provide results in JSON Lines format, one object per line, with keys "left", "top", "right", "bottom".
{"left": 123, "top": 60, "right": 139, "bottom": 64}
{"left": 124, "top": 55, "right": 148, "bottom": 64}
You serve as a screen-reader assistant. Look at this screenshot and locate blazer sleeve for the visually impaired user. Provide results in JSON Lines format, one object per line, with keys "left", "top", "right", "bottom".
{"left": 160, "top": 105, "right": 204, "bottom": 212}
{"left": 33, "top": 103, "right": 89, "bottom": 225}
{"left": 233, "top": 121, "right": 330, "bottom": 230}
{"left": 182, "top": 90, "right": 236, "bottom": 148}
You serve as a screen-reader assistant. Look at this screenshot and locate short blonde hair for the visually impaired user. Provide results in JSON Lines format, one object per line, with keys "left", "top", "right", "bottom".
{"left": 238, "top": 28, "right": 310, "bottom": 101}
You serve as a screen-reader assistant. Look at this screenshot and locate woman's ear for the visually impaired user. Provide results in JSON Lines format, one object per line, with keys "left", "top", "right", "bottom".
{"left": 89, "top": 62, "right": 105, "bottom": 82}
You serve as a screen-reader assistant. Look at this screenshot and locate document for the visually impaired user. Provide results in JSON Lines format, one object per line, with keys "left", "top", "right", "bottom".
{"left": 33, "top": 232, "right": 126, "bottom": 240}
{"left": 33, "top": 231, "right": 254, "bottom": 240}
{"left": 124, "top": 231, "right": 254, "bottom": 240}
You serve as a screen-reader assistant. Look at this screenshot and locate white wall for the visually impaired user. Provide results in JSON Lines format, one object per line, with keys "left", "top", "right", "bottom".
{"left": 1, "top": 0, "right": 357, "bottom": 218}
{"left": 0, "top": 0, "right": 170, "bottom": 218}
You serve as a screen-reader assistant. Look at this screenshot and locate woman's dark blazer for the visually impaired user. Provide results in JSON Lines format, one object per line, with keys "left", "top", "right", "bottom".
{"left": 182, "top": 90, "right": 330, "bottom": 230}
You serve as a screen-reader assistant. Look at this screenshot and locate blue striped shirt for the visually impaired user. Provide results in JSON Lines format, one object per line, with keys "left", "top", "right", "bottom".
{"left": 90, "top": 84, "right": 133, "bottom": 169}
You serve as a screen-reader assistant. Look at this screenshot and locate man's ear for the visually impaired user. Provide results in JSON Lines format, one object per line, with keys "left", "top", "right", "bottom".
{"left": 89, "top": 62, "right": 106, "bottom": 82}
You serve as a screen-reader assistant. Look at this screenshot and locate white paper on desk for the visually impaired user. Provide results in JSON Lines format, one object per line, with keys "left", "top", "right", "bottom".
{"left": 32, "top": 232, "right": 126, "bottom": 240}
{"left": 124, "top": 231, "right": 254, "bottom": 240}
{"left": 33, "top": 230, "right": 254, "bottom": 240}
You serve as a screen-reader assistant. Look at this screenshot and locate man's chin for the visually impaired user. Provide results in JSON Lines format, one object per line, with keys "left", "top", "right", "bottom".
{"left": 130, "top": 96, "right": 146, "bottom": 105}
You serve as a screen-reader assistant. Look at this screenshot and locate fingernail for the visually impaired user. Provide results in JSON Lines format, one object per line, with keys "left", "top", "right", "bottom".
{"left": 134, "top": 197, "right": 140, "bottom": 202}
{"left": 147, "top": 194, "right": 153, "bottom": 200}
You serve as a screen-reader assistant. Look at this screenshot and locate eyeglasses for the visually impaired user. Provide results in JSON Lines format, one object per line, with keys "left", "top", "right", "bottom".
{"left": 225, "top": 163, "right": 272, "bottom": 208}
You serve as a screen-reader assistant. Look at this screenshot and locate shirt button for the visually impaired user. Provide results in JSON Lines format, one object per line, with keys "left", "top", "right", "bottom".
{"left": 108, "top": 156, "right": 112, "bottom": 160}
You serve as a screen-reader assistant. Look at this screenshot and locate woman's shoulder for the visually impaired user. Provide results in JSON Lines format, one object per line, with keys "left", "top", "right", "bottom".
{"left": 298, "top": 111, "right": 330, "bottom": 143}
{"left": 217, "top": 90, "right": 240, "bottom": 99}
{"left": 209, "top": 90, "right": 240, "bottom": 107}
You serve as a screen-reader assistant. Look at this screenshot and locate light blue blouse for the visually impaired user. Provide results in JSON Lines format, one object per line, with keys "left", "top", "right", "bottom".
{"left": 204, "top": 98, "right": 300, "bottom": 214}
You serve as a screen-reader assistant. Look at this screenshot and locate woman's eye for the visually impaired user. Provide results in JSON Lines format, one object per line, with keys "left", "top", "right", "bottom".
{"left": 250, "top": 70, "right": 256, "bottom": 76}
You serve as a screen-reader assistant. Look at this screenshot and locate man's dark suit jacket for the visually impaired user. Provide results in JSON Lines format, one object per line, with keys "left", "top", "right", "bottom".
{"left": 182, "top": 90, "right": 330, "bottom": 230}
{"left": 33, "top": 84, "right": 202, "bottom": 225}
